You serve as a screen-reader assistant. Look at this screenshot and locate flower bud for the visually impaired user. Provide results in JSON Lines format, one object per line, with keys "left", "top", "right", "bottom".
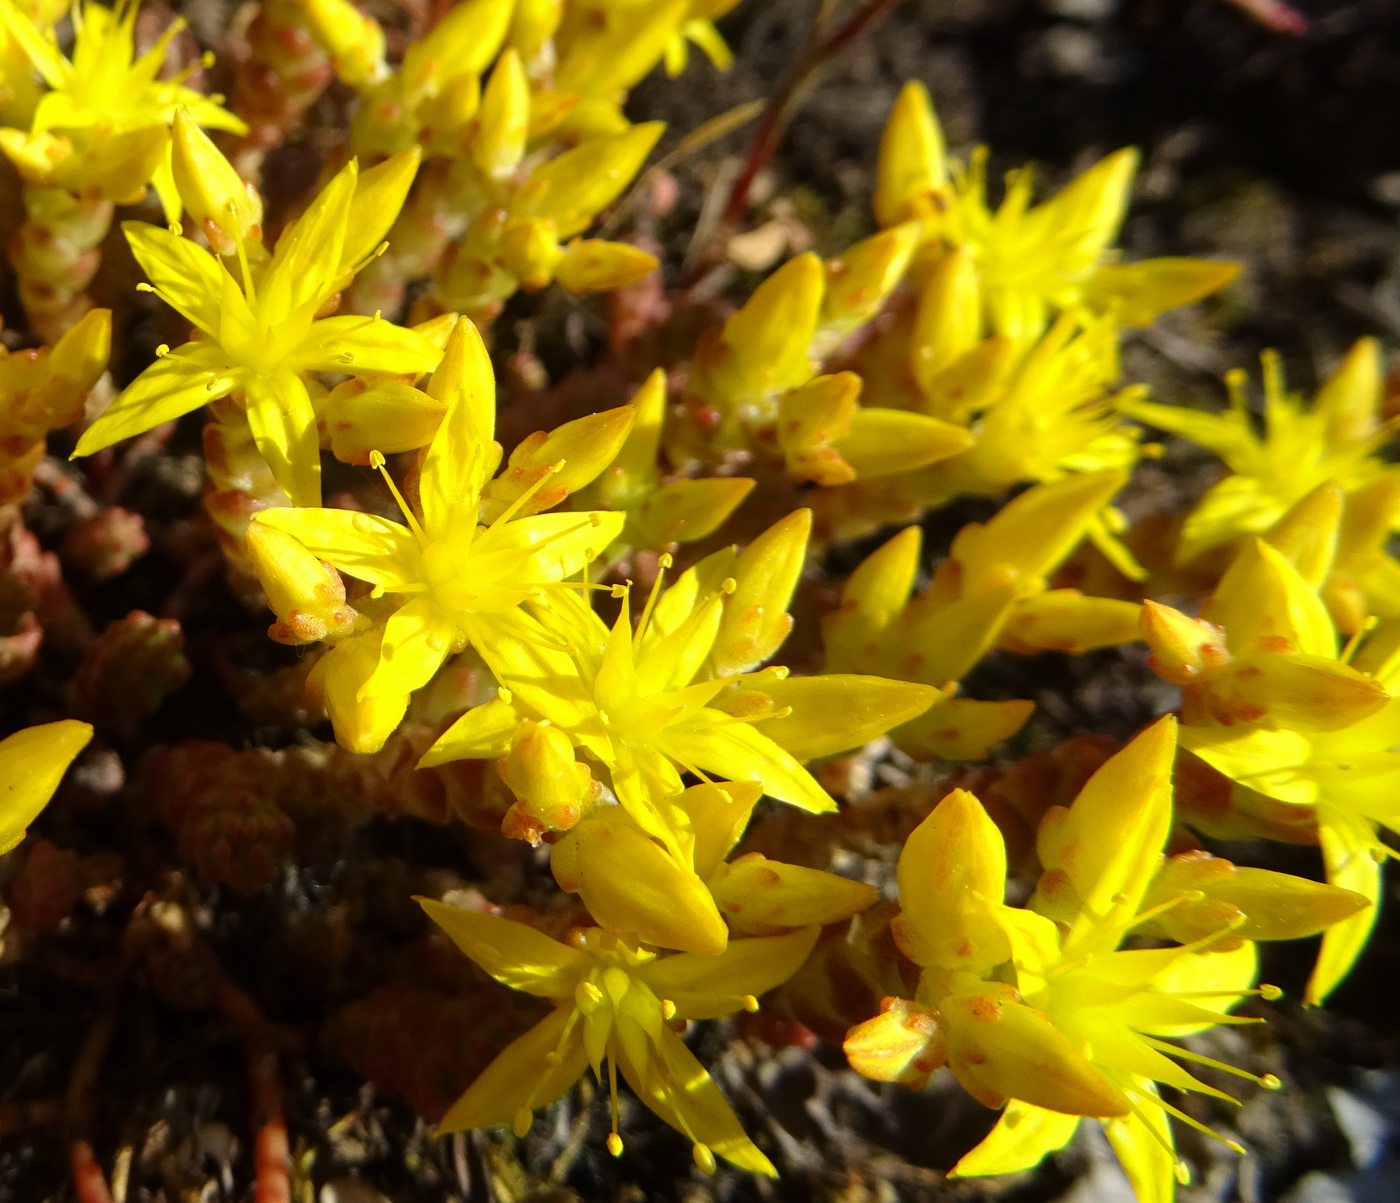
{"left": 1140, "top": 600, "right": 1229, "bottom": 686}
{"left": 473, "top": 49, "right": 530, "bottom": 181}
{"left": 874, "top": 80, "right": 947, "bottom": 228}
{"left": 844, "top": 997, "right": 947, "bottom": 1089}
{"left": 551, "top": 809, "right": 728, "bottom": 954}
{"left": 497, "top": 720, "right": 597, "bottom": 845}
{"left": 709, "top": 509, "right": 810, "bottom": 676}
{"left": 555, "top": 239, "right": 658, "bottom": 294}
{"left": 246, "top": 519, "right": 357, "bottom": 646}
{"left": 300, "top": 0, "right": 388, "bottom": 87}
{"left": 171, "top": 110, "right": 263, "bottom": 257}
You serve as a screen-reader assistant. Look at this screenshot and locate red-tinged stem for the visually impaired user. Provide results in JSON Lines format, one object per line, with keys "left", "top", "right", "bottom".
{"left": 71, "top": 1141, "right": 115, "bottom": 1203}
{"left": 709, "top": 0, "right": 906, "bottom": 254}
{"left": 250, "top": 1045, "right": 291, "bottom": 1203}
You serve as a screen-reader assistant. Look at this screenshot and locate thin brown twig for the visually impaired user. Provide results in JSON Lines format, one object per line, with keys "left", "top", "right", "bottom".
{"left": 694, "top": 0, "right": 907, "bottom": 278}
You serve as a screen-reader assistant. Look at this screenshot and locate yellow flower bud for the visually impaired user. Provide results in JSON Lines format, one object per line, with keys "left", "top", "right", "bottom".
{"left": 480, "top": 405, "right": 635, "bottom": 522}
{"left": 1140, "top": 600, "right": 1230, "bottom": 686}
{"left": 776, "top": 372, "right": 859, "bottom": 486}
{"left": 554, "top": 239, "right": 658, "bottom": 294}
{"left": 823, "top": 526, "right": 921, "bottom": 674}
{"left": 844, "top": 997, "right": 947, "bottom": 1090}
{"left": 517, "top": 123, "right": 664, "bottom": 239}
{"left": 874, "top": 80, "right": 947, "bottom": 229}
{"left": 551, "top": 809, "right": 729, "bottom": 955}
{"left": 500, "top": 217, "right": 563, "bottom": 292}
{"left": 709, "top": 509, "right": 810, "bottom": 676}
{"left": 473, "top": 49, "right": 531, "bottom": 181}
{"left": 942, "top": 987, "right": 1130, "bottom": 1116}
{"left": 817, "top": 222, "right": 922, "bottom": 348}
{"left": 300, "top": 0, "right": 388, "bottom": 87}
{"left": 246, "top": 519, "right": 358, "bottom": 646}
{"left": 171, "top": 110, "right": 263, "bottom": 258}
{"left": 706, "top": 252, "right": 824, "bottom": 404}
{"left": 497, "top": 720, "right": 598, "bottom": 844}
{"left": 707, "top": 852, "right": 878, "bottom": 935}
{"left": 322, "top": 378, "right": 446, "bottom": 465}
{"left": 629, "top": 477, "right": 755, "bottom": 549}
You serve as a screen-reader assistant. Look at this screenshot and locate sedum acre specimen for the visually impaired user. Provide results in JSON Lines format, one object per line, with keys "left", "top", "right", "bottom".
{"left": 0, "top": 1, "right": 1394, "bottom": 1199}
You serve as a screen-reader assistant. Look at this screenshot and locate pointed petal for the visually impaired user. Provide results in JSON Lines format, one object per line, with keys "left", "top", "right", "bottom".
{"left": 616, "top": 1024, "right": 776, "bottom": 1175}
{"left": 659, "top": 718, "right": 836, "bottom": 813}
{"left": 122, "top": 222, "right": 222, "bottom": 336}
{"left": 731, "top": 675, "right": 938, "bottom": 761}
{"left": 1307, "top": 806, "right": 1382, "bottom": 1005}
{"left": 437, "top": 1005, "right": 589, "bottom": 1133}
{"left": 951, "top": 1102, "right": 1080, "bottom": 1178}
{"left": 0, "top": 721, "right": 93, "bottom": 853}
{"left": 360, "top": 596, "right": 454, "bottom": 699}
{"left": 254, "top": 508, "right": 420, "bottom": 592}
{"left": 1103, "top": 1095, "right": 1178, "bottom": 1203}
{"left": 74, "top": 345, "right": 234, "bottom": 456}
{"left": 418, "top": 697, "right": 522, "bottom": 765}
{"left": 292, "top": 314, "right": 442, "bottom": 377}
{"left": 638, "top": 926, "right": 820, "bottom": 1019}
{"left": 245, "top": 371, "right": 322, "bottom": 507}
{"left": 418, "top": 897, "right": 585, "bottom": 996}
{"left": 420, "top": 319, "right": 497, "bottom": 530}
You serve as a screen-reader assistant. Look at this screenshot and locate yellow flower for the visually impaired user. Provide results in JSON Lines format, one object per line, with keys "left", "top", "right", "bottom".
{"left": 423, "top": 518, "right": 936, "bottom": 848}
{"left": 252, "top": 320, "right": 627, "bottom": 704}
{"left": 0, "top": 0, "right": 244, "bottom": 209}
{"left": 1146, "top": 532, "right": 1397, "bottom": 1002}
{"left": 874, "top": 81, "right": 1238, "bottom": 345}
{"left": 0, "top": 720, "right": 93, "bottom": 853}
{"left": 418, "top": 896, "right": 819, "bottom": 1175}
{"left": 824, "top": 470, "right": 1140, "bottom": 759}
{"left": 855, "top": 719, "right": 1293, "bottom": 1202}
{"left": 1120, "top": 340, "right": 1395, "bottom": 564}
{"left": 73, "top": 150, "right": 440, "bottom": 506}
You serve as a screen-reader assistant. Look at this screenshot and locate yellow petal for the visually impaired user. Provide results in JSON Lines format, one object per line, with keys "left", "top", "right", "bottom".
{"left": 615, "top": 1023, "right": 776, "bottom": 1176}
{"left": 637, "top": 926, "right": 820, "bottom": 1020}
{"left": 0, "top": 720, "right": 93, "bottom": 853}
{"left": 418, "top": 896, "right": 586, "bottom": 995}
{"left": 733, "top": 674, "right": 938, "bottom": 761}
{"left": 659, "top": 717, "right": 835, "bottom": 813}
{"left": 1103, "top": 1096, "right": 1177, "bottom": 1203}
{"left": 245, "top": 371, "right": 321, "bottom": 507}
{"left": 254, "top": 507, "right": 419, "bottom": 593}
{"left": 1307, "top": 806, "right": 1383, "bottom": 1005}
{"left": 360, "top": 596, "right": 454, "bottom": 700}
{"left": 951, "top": 1101, "right": 1080, "bottom": 1178}
{"left": 122, "top": 220, "right": 223, "bottom": 337}
{"left": 436, "top": 1005, "right": 589, "bottom": 1133}
{"left": 73, "top": 343, "right": 234, "bottom": 456}
{"left": 419, "top": 319, "right": 497, "bottom": 529}
{"left": 292, "top": 314, "right": 442, "bottom": 377}
{"left": 1081, "top": 257, "right": 1240, "bottom": 327}
{"left": 708, "top": 509, "right": 810, "bottom": 677}
{"left": 833, "top": 407, "right": 972, "bottom": 478}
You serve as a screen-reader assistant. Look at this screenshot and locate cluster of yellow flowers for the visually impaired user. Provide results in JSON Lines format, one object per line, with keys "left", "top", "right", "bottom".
{"left": 2, "top": 0, "right": 1398, "bottom": 1196}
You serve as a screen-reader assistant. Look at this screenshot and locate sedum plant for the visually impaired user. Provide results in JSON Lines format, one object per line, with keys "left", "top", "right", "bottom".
{"left": 0, "top": 1, "right": 1393, "bottom": 1199}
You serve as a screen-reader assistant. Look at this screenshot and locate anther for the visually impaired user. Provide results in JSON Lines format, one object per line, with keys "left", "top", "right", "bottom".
{"left": 1174, "top": 1161, "right": 1191, "bottom": 1185}
{"left": 512, "top": 1107, "right": 533, "bottom": 1138}
{"left": 742, "top": 994, "right": 759, "bottom": 1013}
{"left": 1258, "top": 984, "right": 1283, "bottom": 1001}
{"left": 692, "top": 1143, "right": 716, "bottom": 1174}
{"left": 660, "top": 999, "right": 676, "bottom": 1020}
{"left": 155, "top": 344, "right": 169, "bottom": 357}
{"left": 606, "top": 1133, "right": 623, "bottom": 1157}
{"left": 1259, "top": 1074, "right": 1282, "bottom": 1091}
